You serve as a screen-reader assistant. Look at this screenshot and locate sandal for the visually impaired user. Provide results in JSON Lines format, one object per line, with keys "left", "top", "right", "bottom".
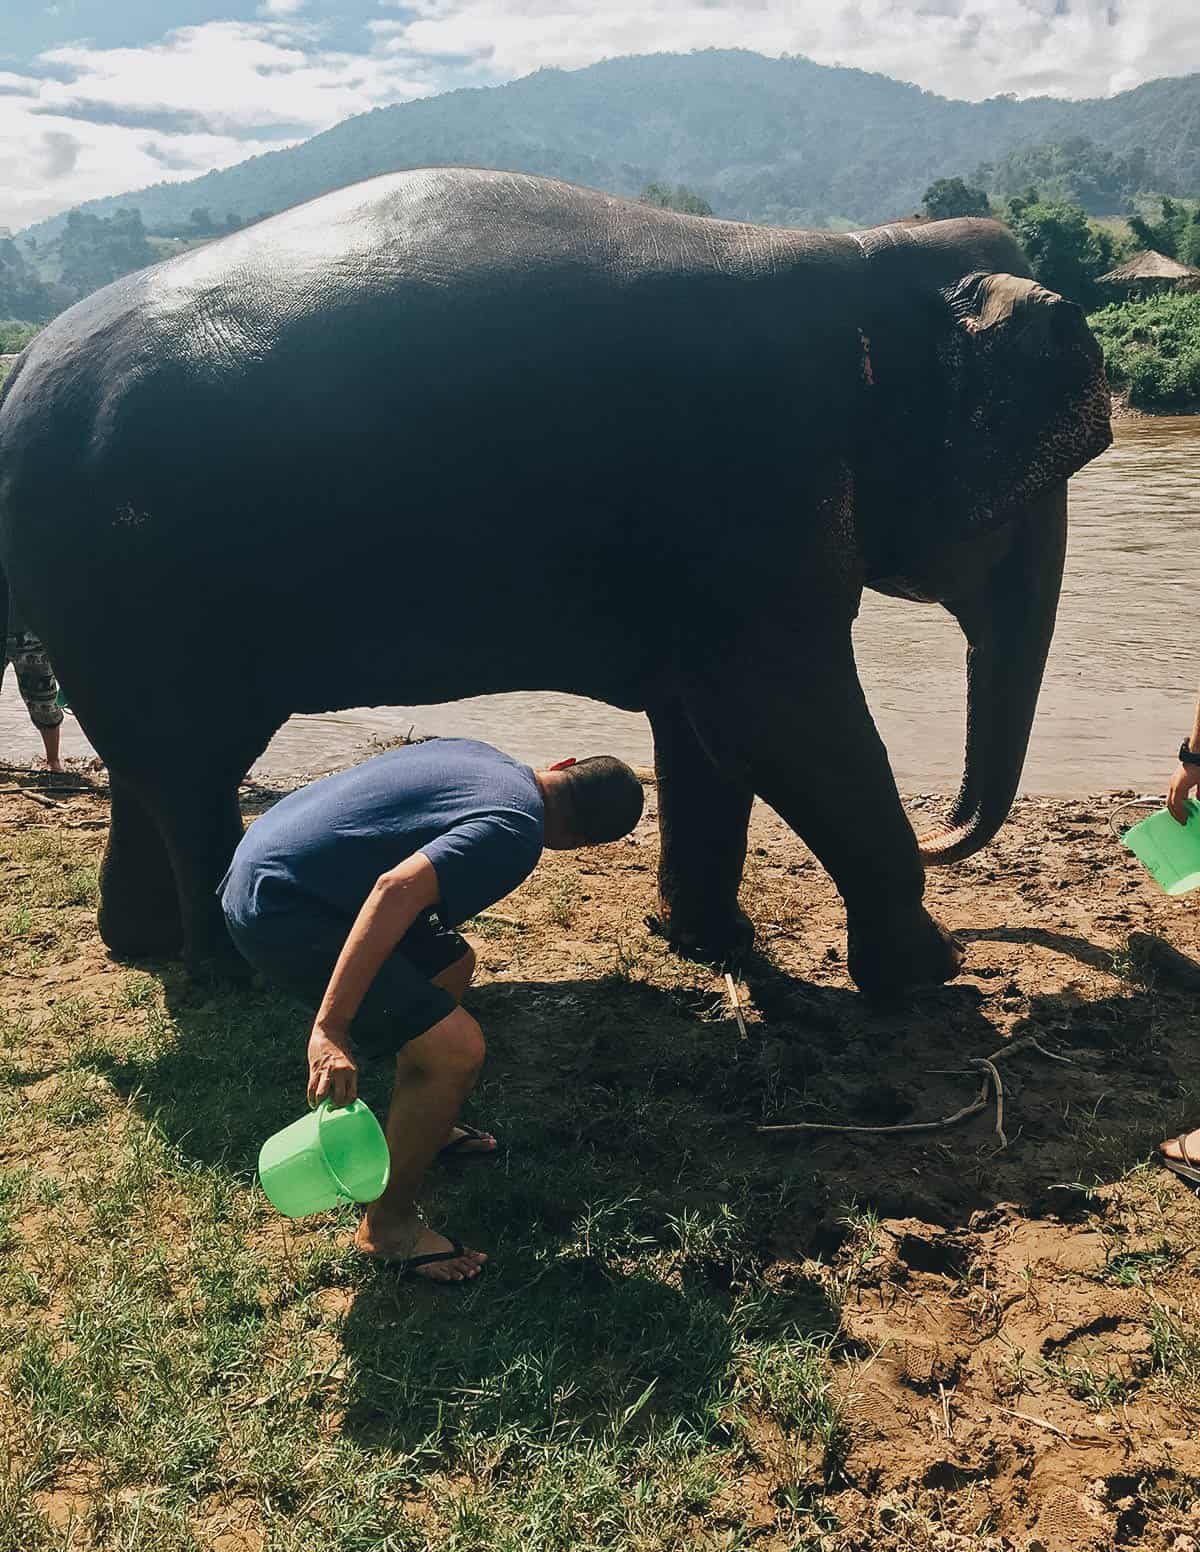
{"left": 1161, "top": 1133, "right": 1200, "bottom": 1185}
{"left": 438, "top": 1123, "right": 501, "bottom": 1163}
{"left": 372, "top": 1239, "right": 485, "bottom": 1280}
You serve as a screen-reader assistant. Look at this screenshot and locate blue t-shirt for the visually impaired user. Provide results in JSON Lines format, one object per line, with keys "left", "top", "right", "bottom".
{"left": 219, "top": 738, "right": 544, "bottom": 928}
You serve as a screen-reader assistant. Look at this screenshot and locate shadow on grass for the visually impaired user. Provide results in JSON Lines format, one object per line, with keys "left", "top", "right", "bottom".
{"left": 90, "top": 964, "right": 852, "bottom": 1467}
{"left": 90, "top": 936, "right": 1195, "bottom": 1276}
{"left": 90, "top": 959, "right": 1023, "bottom": 1239}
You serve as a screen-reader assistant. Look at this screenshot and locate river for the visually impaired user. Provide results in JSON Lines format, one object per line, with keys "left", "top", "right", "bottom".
{"left": 1, "top": 415, "right": 1194, "bottom": 793}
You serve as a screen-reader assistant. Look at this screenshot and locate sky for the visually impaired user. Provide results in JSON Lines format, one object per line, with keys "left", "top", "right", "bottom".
{"left": 2, "top": 0, "right": 1199, "bottom": 233}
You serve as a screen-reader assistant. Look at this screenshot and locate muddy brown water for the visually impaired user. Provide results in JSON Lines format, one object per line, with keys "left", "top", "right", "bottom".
{"left": 2, "top": 415, "right": 1195, "bottom": 792}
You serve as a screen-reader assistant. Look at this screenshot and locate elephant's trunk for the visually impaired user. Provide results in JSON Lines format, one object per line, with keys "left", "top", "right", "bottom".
{"left": 918, "top": 482, "right": 1067, "bottom": 864}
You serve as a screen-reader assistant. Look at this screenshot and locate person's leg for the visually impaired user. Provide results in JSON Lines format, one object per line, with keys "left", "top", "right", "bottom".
{"left": 10, "top": 630, "right": 65, "bottom": 774}
{"left": 354, "top": 1005, "right": 489, "bottom": 1281}
{"left": 428, "top": 944, "right": 497, "bottom": 1157}
{"left": 39, "top": 721, "right": 64, "bottom": 774}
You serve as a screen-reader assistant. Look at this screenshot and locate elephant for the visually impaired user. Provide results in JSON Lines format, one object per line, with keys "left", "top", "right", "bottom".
{"left": 0, "top": 168, "right": 1111, "bottom": 998}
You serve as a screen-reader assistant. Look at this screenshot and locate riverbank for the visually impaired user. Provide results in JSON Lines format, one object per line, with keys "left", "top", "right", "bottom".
{"left": 3, "top": 766, "right": 1200, "bottom": 1548}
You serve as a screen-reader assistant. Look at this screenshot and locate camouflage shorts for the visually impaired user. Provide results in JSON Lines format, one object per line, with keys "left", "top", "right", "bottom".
{"left": 4, "top": 628, "right": 63, "bottom": 730}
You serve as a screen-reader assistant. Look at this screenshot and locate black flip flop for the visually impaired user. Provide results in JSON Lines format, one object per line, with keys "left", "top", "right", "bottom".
{"left": 373, "top": 1239, "right": 485, "bottom": 1281}
{"left": 438, "top": 1123, "right": 502, "bottom": 1163}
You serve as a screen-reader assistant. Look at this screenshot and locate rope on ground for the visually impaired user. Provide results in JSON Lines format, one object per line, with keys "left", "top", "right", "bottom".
{"left": 972, "top": 1055, "right": 1007, "bottom": 1149}
{"left": 755, "top": 1031, "right": 1068, "bottom": 1140}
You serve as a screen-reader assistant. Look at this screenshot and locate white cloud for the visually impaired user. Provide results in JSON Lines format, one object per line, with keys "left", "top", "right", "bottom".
{"left": 2, "top": 1, "right": 1199, "bottom": 232}
{"left": 0, "top": 20, "right": 436, "bottom": 229}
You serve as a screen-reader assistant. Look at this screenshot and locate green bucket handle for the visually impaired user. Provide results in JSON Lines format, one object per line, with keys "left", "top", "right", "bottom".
{"left": 1107, "top": 797, "right": 1161, "bottom": 839}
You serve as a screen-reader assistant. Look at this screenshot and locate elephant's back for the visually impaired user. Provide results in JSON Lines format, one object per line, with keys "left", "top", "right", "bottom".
{"left": 0, "top": 169, "right": 870, "bottom": 661}
{"left": 0, "top": 169, "right": 860, "bottom": 534}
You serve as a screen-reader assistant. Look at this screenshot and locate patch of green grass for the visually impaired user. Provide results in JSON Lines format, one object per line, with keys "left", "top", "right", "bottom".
{"left": 34, "top": 1063, "right": 109, "bottom": 1129}
{"left": 544, "top": 877, "right": 576, "bottom": 929}
{"left": 735, "top": 1330, "right": 848, "bottom": 1484}
{"left": 1103, "top": 1244, "right": 1178, "bottom": 1286}
{"left": 0, "top": 814, "right": 856, "bottom": 1547}
{"left": 1150, "top": 1305, "right": 1200, "bottom": 1401}
{"left": 1045, "top": 1352, "right": 1139, "bottom": 1410}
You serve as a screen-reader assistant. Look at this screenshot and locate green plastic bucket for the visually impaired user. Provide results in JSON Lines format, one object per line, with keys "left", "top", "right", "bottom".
{"left": 1119, "top": 798, "right": 1200, "bottom": 896}
{"left": 258, "top": 1099, "right": 390, "bottom": 1218}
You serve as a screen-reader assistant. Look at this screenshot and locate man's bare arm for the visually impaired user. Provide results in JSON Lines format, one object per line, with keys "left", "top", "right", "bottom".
{"left": 1168, "top": 694, "right": 1200, "bottom": 824}
{"left": 307, "top": 853, "right": 441, "bottom": 1105}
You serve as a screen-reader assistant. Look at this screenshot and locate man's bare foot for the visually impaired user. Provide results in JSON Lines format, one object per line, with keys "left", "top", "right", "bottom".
{"left": 443, "top": 1123, "right": 497, "bottom": 1157}
{"left": 1160, "top": 1128, "right": 1200, "bottom": 1175}
{"left": 45, "top": 758, "right": 65, "bottom": 775}
{"left": 354, "top": 1215, "right": 487, "bottom": 1282}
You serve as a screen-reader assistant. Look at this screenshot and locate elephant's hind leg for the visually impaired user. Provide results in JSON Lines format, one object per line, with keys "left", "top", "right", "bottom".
{"left": 647, "top": 698, "right": 754, "bottom": 962}
{"left": 99, "top": 775, "right": 184, "bottom": 958}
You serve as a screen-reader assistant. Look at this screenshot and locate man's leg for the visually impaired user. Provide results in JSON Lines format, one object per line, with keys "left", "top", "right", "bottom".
{"left": 429, "top": 945, "right": 497, "bottom": 1158}
{"left": 354, "top": 1005, "right": 489, "bottom": 1281}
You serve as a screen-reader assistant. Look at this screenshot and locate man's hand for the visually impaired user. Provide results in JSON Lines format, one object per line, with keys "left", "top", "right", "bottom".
{"left": 1168, "top": 761, "right": 1200, "bottom": 825}
{"left": 307, "top": 1025, "right": 359, "bottom": 1108}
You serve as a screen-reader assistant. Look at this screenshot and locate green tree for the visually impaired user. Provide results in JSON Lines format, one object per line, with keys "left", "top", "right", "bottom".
{"left": 0, "top": 237, "right": 52, "bottom": 323}
{"left": 59, "top": 209, "right": 154, "bottom": 300}
{"left": 921, "top": 177, "right": 991, "bottom": 220}
{"left": 1005, "top": 199, "right": 1118, "bottom": 307}
{"left": 1127, "top": 196, "right": 1197, "bottom": 260}
{"left": 639, "top": 182, "right": 714, "bottom": 216}
{"left": 984, "top": 137, "right": 1157, "bottom": 215}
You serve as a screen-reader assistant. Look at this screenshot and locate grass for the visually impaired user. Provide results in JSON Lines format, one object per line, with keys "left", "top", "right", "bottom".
{"left": 8, "top": 792, "right": 1200, "bottom": 1547}
{"left": 0, "top": 815, "right": 847, "bottom": 1551}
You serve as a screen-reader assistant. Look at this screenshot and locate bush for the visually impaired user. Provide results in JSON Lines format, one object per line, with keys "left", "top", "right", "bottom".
{"left": 1088, "top": 292, "right": 1200, "bottom": 408}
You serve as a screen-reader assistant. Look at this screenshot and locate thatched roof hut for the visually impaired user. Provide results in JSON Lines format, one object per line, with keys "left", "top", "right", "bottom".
{"left": 1097, "top": 249, "right": 1200, "bottom": 297}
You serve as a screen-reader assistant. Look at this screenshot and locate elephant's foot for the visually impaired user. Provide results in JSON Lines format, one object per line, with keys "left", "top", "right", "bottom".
{"left": 647, "top": 901, "right": 755, "bottom": 967}
{"left": 98, "top": 896, "right": 184, "bottom": 960}
{"left": 847, "top": 904, "right": 962, "bottom": 1003}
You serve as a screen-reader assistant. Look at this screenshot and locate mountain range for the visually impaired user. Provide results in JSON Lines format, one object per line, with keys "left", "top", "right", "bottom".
{"left": 20, "top": 49, "right": 1200, "bottom": 242}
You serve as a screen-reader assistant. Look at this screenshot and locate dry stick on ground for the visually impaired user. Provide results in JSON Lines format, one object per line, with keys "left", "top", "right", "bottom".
{"left": 0, "top": 785, "right": 62, "bottom": 810}
{"left": 724, "top": 972, "right": 748, "bottom": 1041}
{"left": 755, "top": 1033, "right": 1060, "bottom": 1138}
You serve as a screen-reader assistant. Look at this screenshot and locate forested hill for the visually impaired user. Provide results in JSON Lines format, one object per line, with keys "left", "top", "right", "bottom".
{"left": 19, "top": 50, "right": 1200, "bottom": 242}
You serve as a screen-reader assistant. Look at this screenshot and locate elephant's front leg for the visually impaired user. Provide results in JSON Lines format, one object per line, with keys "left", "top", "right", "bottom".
{"left": 683, "top": 621, "right": 962, "bottom": 1001}
{"left": 647, "top": 698, "right": 755, "bottom": 962}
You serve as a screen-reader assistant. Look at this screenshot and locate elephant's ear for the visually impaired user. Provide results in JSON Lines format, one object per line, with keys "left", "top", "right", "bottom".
{"left": 936, "top": 271, "right": 1111, "bottom": 525}
{"left": 857, "top": 269, "right": 1110, "bottom": 592}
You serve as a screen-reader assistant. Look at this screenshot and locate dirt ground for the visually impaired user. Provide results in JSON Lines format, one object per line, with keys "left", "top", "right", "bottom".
{"left": 3, "top": 763, "right": 1200, "bottom": 1550}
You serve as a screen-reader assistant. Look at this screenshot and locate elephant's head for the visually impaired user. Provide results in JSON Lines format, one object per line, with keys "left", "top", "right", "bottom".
{"left": 857, "top": 265, "right": 1112, "bottom": 864}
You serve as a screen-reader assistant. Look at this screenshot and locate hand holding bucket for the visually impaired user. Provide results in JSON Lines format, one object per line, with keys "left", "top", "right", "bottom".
{"left": 258, "top": 1099, "right": 390, "bottom": 1218}
{"left": 1112, "top": 798, "right": 1200, "bottom": 896}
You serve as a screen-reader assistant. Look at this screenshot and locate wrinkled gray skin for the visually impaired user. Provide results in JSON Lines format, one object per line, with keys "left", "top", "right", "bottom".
{"left": 0, "top": 169, "right": 1111, "bottom": 996}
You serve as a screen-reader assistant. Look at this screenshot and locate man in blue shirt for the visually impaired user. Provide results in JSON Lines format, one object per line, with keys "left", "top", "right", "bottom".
{"left": 220, "top": 738, "right": 644, "bottom": 1282}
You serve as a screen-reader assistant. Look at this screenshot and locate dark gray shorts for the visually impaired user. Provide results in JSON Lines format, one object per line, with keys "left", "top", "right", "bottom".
{"left": 225, "top": 900, "right": 466, "bottom": 1056}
